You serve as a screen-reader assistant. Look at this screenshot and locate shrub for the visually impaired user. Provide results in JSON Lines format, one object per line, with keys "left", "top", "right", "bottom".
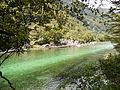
{"left": 99, "top": 54, "right": 120, "bottom": 86}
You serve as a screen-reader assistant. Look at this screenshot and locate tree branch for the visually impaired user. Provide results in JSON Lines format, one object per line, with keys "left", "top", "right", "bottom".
{"left": 0, "top": 71, "right": 16, "bottom": 90}
{"left": 0, "top": 51, "right": 14, "bottom": 66}
{"left": 0, "top": 50, "right": 8, "bottom": 58}
{"left": 0, "top": 30, "right": 14, "bottom": 36}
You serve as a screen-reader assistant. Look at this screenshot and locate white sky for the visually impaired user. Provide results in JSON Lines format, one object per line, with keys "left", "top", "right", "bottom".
{"left": 79, "top": 0, "right": 114, "bottom": 8}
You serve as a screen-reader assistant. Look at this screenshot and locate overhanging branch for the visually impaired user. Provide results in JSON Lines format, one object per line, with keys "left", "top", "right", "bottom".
{"left": 0, "top": 30, "right": 14, "bottom": 36}
{"left": 0, "top": 51, "right": 14, "bottom": 66}
{"left": 0, "top": 71, "right": 16, "bottom": 90}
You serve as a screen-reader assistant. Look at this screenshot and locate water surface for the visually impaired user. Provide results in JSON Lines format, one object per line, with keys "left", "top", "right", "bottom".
{"left": 0, "top": 42, "right": 115, "bottom": 90}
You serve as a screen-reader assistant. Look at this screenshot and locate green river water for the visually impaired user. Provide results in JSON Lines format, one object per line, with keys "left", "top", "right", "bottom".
{"left": 0, "top": 42, "right": 116, "bottom": 90}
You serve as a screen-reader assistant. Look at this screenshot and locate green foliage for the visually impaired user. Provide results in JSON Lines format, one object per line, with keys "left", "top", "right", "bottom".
{"left": 0, "top": 0, "right": 67, "bottom": 51}
{"left": 103, "top": 0, "right": 120, "bottom": 51}
{"left": 98, "top": 1, "right": 120, "bottom": 89}
{"left": 29, "top": 17, "right": 68, "bottom": 45}
{"left": 0, "top": 0, "right": 31, "bottom": 52}
{"left": 0, "top": 0, "right": 108, "bottom": 51}
{"left": 99, "top": 54, "right": 120, "bottom": 89}
{"left": 30, "top": 15, "right": 105, "bottom": 45}
{"left": 64, "top": 16, "right": 105, "bottom": 43}
{"left": 83, "top": 15, "right": 107, "bottom": 33}
{"left": 108, "top": 14, "right": 120, "bottom": 51}
{"left": 62, "top": 0, "right": 88, "bottom": 21}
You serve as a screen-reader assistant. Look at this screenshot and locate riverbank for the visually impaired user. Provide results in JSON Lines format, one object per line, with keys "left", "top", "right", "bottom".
{"left": 0, "top": 42, "right": 110, "bottom": 53}
{"left": 0, "top": 42, "right": 115, "bottom": 90}
{"left": 30, "top": 42, "right": 104, "bottom": 50}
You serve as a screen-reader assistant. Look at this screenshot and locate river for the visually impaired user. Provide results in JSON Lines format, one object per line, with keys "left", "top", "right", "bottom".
{"left": 0, "top": 42, "right": 116, "bottom": 90}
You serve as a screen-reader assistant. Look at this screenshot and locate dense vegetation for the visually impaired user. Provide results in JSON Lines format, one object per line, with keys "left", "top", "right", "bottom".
{"left": 30, "top": 15, "right": 106, "bottom": 45}
{"left": 99, "top": 1, "right": 120, "bottom": 88}
{"left": 0, "top": 0, "right": 107, "bottom": 51}
{"left": 57, "top": 1, "right": 120, "bottom": 89}
{"left": 0, "top": 0, "right": 120, "bottom": 90}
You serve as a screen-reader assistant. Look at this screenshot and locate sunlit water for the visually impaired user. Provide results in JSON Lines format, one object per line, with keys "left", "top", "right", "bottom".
{"left": 0, "top": 42, "right": 115, "bottom": 90}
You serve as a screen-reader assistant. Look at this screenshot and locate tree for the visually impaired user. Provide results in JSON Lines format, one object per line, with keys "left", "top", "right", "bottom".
{"left": 29, "top": 12, "right": 68, "bottom": 45}
{"left": 99, "top": 1, "right": 120, "bottom": 88}
{"left": 0, "top": 0, "right": 65, "bottom": 52}
{"left": 0, "top": 0, "right": 112, "bottom": 89}
{"left": 110, "top": 14, "right": 120, "bottom": 51}
{"left": 0, "top": 0, "right": 90, "bottom": 89}
{"left": 63, "top": 16, "right": 105, "bottom": 43}
{"left": 104, "top": 0, "right": 120, "bottom": 51}
{"left": 0, "top": 0, "right": 66, "bottom": 89}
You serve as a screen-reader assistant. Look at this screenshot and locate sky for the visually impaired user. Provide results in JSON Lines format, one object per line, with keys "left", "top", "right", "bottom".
{"left": 79, "top": 0, "right": 114, "bottom": 8}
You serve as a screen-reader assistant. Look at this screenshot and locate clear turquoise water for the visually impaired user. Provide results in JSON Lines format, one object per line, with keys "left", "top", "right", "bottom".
{"left": 0, "top": 42, "right": 115, "bottom": 90}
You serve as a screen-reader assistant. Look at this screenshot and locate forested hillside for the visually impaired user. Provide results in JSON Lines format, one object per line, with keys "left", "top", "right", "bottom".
{"left": 63, "top": 0, "right": 108, "bottom": 33}
{"left": 1, "top": 0, "right": 120, "bottom": 90}
{"left": 29, "top": 0, "right": 108, "bottom": 46}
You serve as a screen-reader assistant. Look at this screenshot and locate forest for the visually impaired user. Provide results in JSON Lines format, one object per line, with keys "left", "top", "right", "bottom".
{"left": 0, "top": 0, "right": 120, "bottom": 90}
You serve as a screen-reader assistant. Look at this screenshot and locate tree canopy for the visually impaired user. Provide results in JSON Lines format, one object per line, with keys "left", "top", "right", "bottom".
{"left": 1, "top": 0, "right": 120, "bottom": 90}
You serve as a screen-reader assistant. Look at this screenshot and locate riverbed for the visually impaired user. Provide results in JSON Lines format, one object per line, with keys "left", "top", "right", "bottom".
{"left": 0, "top": 42, "right": 116, "bottom": 90}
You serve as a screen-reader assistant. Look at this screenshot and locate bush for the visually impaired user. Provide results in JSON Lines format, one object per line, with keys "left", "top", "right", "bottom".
{"left": 99, "top": 54, "right": 120, "bottom": 87}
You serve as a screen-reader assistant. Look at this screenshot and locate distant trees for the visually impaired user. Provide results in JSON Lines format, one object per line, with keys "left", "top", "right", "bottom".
{"left": 30, "top": 15, "right": 105, "bottom": 45}
{"left": 64, "top": 16, "right": 105, "bottom": 43}
{"left": 29, "top": 12, "right": 68, "bottom": 45}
